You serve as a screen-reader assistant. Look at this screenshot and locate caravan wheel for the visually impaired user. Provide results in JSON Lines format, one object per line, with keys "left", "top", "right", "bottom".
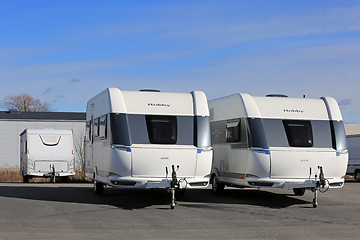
{"left": 211, "top": 174, "right": 224, "bottom": 195}
{"left": 175, "top": 188, "right": 186, "bottom": 198}
{"left": 61, "top": 177, "right": 69, "bottom": 183}
{"left": 23, "top": 176, "right": 29, "bottom": 183}
{"left": 293, "top": 188, "right": 306, "bottom": 196}
{"left": 94, "top": 180, "right": 104, "bottom": 195}
{"left": 355, "top": 171, "right": 360, "bottom": 182}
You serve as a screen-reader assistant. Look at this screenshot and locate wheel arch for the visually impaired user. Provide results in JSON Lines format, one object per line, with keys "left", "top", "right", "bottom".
{"left": 210, "top": 168, "right": 220, "bottom": 184}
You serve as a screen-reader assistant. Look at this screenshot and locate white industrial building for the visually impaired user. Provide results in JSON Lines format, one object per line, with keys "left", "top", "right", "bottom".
{"left": 345, "top": 125, "right": 360, "bottom": 135}
{"left": 0, "top": 110, "right": 86, "bottom": 169}
{"left": 0, "top": 109, "right": 359, "bottom": 170}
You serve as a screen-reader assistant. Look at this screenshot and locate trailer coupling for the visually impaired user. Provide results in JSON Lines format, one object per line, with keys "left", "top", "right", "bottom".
{"left": 50, "top": 164, "right": 56, "bottom": 183}
{"left": 312, "top": 166, "right": 330, "bottom": 208}
{"left": 166, "top": 165, "right": 180, "bottom": 209}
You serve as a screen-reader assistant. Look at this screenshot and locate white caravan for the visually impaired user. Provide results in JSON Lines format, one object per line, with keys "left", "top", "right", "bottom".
{"left": 84, "top": 88, "right": 212, "bottom": 207}
{"left": 346, "top": 134, "right": 360, "bottom": 181}
{"left": 209, "top": 94, "right": 348, "bottom": 207}
{"left": 20, "top": 129, "right": 75, "bottom": 182}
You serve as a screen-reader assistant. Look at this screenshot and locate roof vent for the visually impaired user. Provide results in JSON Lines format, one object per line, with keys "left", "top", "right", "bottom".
{"left": 7, "top": 109, "right": 20, "bottom": 114}
{"left": 139, "top": 89, "right": 160, "bottom": 92}
{"left": 266, "top": 94, "right": 288, "bottom": 98}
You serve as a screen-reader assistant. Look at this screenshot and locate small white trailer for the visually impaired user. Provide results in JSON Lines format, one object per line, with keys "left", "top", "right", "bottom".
{"left": 209, "top": 94, "right": 348, "bottom": 207}
{"left": 20, "top": 129, "right": 75, "bottom": 182}
{"left": 346, "top": 134, "right": 360, "bottom": 181}
{"left": 84, "top": 88, "right": 212, "bottom": 208}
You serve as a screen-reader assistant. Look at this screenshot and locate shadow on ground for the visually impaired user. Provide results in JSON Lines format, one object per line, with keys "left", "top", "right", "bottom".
{"left": 0, "top": 183, "right": 310, "bottom": 210}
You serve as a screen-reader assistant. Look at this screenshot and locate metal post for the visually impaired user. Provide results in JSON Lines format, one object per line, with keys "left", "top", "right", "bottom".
{"left": 169, "top": 165, "right": 179, "bottom": 209}
{"left": 170, "top": 188, "right": 176, "bottom": 209}
{"left": 313, "top": 174, "right": 318, "bottom": 208}
{"left": 313, "top": 188, "right": 318, "bottom": 208}
{"left": 52, "top": 165, "right": 56, "bottom": 183}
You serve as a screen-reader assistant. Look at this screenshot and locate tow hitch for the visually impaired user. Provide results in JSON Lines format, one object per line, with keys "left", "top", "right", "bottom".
{"left": 312, "top": 166, "right": 329, "bottom": 208}
{"left": 166, "top": 165, "right": 180, "bottom": 209}
{"left": 50, "top": 164, "right": 56, "bottom": 183}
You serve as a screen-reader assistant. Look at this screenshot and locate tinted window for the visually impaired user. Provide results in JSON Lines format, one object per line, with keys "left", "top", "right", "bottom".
{"left": 110, "top": 113, "right": 131, "bottom": 146}
{"left": 247, "top": 118, "right": 268, "bottom": 148}
{"left": 311, "top": 120, "right": 332, "bottom": 148}
{"left": 93, "top": 118, "right": 99, "bottom": 137}
{"left": 127, "top": 115, "right": 193, "bottom": 145}
{"left": 210, "top": 118, "right": 248, "bottom": 148}
{"left": 283, "top": 120, "right": 313, "bottom": 147}
{"left": 195, "top": 116, "right": 211, "bottom": 148}
{"left": 86, "top": 121, "right": 91, "bottom": 141}
{"left": 99, "top": 115, "right": 107, "bottom": 139}
{"left": 226, "top": 120, "right": 241, "bottom": 143}
{"left": 210, "top": 121, "right": 226, "bottom": 145}
{"left": 146, "top": 115, "right": 177, "bottom": 144}
{"left": 262, "top": 119, "right": 288, "bottom": 147}
{"left": 331, "top": 120, "right": 347, "bottom": 150}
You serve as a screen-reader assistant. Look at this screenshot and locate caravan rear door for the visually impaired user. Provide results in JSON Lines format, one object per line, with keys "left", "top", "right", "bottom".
{"left": 270, "top": 148, "right": 338, "bottom": 179}
{"left": 131, "top": 145, "right": 197, "bottom": 178}
{"left": 29, "top": 133, "right": 72, "bottom": 173}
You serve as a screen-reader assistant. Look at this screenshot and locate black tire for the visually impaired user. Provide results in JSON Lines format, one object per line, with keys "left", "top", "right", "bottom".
{"left": 59, "top": 177, "right": 69, "bottom": 183}
{"left": 94, "top": 180, "right": 104, "bottom": 195}
{"left": 211, "top": 174, "right": 224, "bottom": 195}
{"left": 23, "top": 176, "right": 29, "bottom": 183}
{"left": 355, "top": 171, "right": 360, "bottom": 182}
{"left": 293, "top": 188, "right": 306, "bottom": 196}
{"left": 175, "top": 188, "right": 186, "bottom": 198}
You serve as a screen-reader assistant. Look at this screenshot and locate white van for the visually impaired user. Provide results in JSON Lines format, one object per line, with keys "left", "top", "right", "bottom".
{"left": 20, "top": 129, "right": 75, "bottom": 182}
{"left": 346, "top": 134, "right": 360, "bottom": 181}
{"left": 209, "top": 94, "right": 348, "bottom": 207}
{"left": 84, "top": 88, "right": 212, "bottom": 206}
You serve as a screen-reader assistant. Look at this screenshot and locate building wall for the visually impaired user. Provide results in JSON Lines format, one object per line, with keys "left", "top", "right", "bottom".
{"left": 345, "top": 124, "right": 360, "bottom": 135}
{"left": 0, "top": 120, "right": 357, "bottom": 169}
{"left": 0, "top": 120, "right": 85, "bottom": 168}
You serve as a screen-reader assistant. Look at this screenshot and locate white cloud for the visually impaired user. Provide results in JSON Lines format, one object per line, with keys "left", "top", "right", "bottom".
{"left": 77, "top": 4, "right": 360, "bottom": 50}
{"left": 1, "top": 2, "right": 360, "bottom": 123}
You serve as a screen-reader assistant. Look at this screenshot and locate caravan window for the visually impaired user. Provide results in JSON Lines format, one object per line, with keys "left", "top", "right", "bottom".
{"left": 211, "top": 118, "right": 248, "bottom": 148}
{"left": 111, "top": 114, "right": 193, "bottom": 146}
{"left": 195, "top": 116, "right": 211, "bottom": 148}
{"left": 261, "top": 119, "right": 332, "bottom": 148}
{"left": 86, "top": 121, "right": 91, "bottom": 141}
{"left": 283, "top": 120, "right": 313, "bottom": 147}
{"left": 247, "top": 118, "right": 268, "bottom": 149}
{"left": 127, "top": 115, "right": 192, "bottom": 145}
{"left": 99, "top": 115, "right": 107, "bottom": 139}
{"left": 226, "top": 118, "right": 248, "bottom": 147}
{"left": 110, "top": 113, "right": 131, "bottom": 146}
{"left": 93, "top": 118, "right": 99, "bottom": 137}
{"left": 226, "top": 120, "right": 241, "bottom": 143}
{"left": 146, "top": 115, "right": 177, "bottom": 144}
{"left": 331, "top": 120, "right": 347, "bottom": 150}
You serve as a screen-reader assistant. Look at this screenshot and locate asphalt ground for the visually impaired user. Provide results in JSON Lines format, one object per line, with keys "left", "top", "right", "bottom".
{"left": 0, "top": 181, "right": 359, "bottom": 240}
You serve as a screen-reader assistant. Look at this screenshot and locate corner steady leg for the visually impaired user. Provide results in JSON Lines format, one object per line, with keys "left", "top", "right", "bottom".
{"left": 312, "top": 188, "right": 318, "bottom": 208}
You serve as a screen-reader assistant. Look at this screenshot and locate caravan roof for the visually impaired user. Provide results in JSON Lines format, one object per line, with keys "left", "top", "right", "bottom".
{"left": 209, "top": 93, "right": 343, "bottom": 122}
{"left": 87, "top": 88, "right": 209, "bottom": 121}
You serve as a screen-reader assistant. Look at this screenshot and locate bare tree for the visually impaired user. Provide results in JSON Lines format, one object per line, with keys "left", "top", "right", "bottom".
{"left": 74, "top": 136, "right": 85, "bottom": 180}
{"left": 4, "top": 93, "right": 51, "bottom": 112}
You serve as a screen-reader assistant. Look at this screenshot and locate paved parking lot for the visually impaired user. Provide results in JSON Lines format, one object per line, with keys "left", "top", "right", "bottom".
{"left": 0, "top": 181, "right": 359, "bottom": 240}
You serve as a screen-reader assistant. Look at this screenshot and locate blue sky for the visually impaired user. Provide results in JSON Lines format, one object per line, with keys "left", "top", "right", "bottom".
{"left": 0, "top": 0, "right": 359, "bottom": 123}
